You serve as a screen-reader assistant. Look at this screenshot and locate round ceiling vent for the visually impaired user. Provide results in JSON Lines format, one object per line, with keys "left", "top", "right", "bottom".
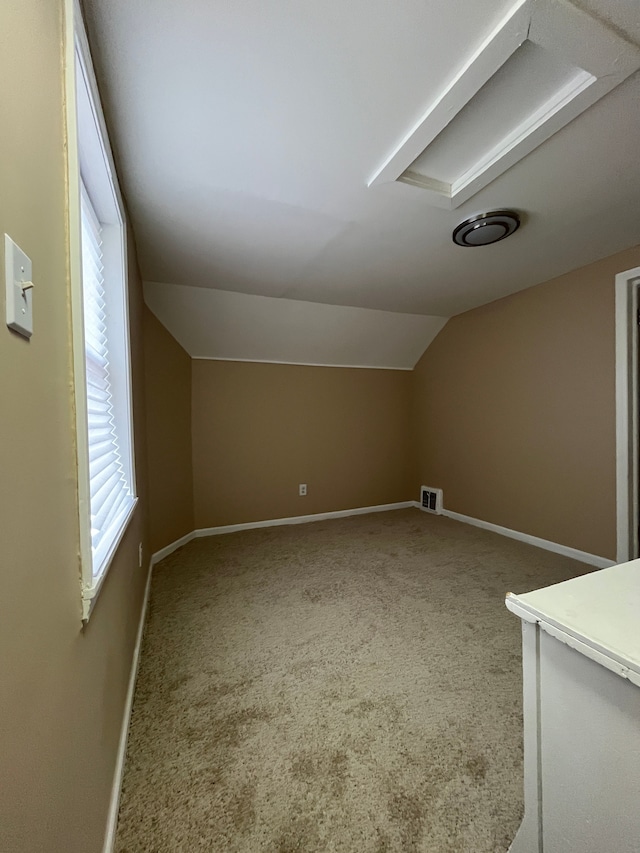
{"left": 452, "top": 210, "right": 520, "bottom": 247}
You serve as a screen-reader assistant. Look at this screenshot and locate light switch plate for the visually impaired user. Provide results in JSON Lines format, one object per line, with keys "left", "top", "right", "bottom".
{"left": 5, "top": 234, "right": 33, "bottom": 338}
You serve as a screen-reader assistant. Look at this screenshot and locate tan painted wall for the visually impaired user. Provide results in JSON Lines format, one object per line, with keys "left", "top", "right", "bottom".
{"left": 413, "top": 244, "right": 640, "bottom": 561}
{"left": 0, "top": 3, "right": 149, "bottom": 851}
{"left": 192, "top": 360, "right": 414, "bottom": 528}
{"left": 144, "top": 306, "right": 194, "bottom": 553}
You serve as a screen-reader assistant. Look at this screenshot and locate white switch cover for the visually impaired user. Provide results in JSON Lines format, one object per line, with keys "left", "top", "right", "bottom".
{"left": 5, "top": 234, "right": 33, "bottom": 338}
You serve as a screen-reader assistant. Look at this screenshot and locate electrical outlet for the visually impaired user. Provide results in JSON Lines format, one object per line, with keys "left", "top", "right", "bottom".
{"left": 138, "top": 542, "right": 143, "bottom": 567}
{"left": 299, "top": 484, "right": 307, "bottom": 496}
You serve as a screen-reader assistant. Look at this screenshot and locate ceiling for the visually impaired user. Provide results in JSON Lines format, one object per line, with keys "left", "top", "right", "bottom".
{"left": 144, "top": 282, "right": 446, "bottom": 368}
{"left": 83, "top": 0, "right": 640, "bottom": 362}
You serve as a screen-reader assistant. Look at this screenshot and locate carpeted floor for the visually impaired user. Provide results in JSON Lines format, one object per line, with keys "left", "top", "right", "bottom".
{"left": 116, "top": 508, "right": 592, "bottom": 852}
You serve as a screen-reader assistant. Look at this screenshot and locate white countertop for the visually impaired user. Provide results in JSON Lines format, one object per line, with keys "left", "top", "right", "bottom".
{"left": 506, "top": 559, "right": 640, "bottom": 683}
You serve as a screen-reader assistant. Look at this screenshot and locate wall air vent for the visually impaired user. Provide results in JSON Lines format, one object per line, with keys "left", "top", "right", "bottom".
{"left": 420, "top": 486, "right": 443, "bottom": 515}
{"left": 367, "top": 0, "right": 640, "bottom": 209}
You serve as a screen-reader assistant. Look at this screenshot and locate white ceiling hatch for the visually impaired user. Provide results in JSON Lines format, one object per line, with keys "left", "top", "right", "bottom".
{"left": 144, "top": 282, "right": 447, "bottom": 370}
{"left": 83, "top": 0, "right": 640, "bottom": 325}
{"left": 368, "top": 0, "right": 640, "bottom": 208}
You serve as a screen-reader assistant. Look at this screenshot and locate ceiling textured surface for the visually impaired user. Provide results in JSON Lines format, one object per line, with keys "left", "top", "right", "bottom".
{"left": 83, "top": 0, "right": 640, "bottom": 361}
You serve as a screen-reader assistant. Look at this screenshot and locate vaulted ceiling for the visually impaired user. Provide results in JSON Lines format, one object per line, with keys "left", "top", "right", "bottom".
{"left": 84, "top": 0, "right": 640, "bottom": 366}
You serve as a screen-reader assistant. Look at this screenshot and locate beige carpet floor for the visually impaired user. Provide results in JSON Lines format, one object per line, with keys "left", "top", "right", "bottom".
{"left": 116, "top": 508, "right": 591, "bottom": 852}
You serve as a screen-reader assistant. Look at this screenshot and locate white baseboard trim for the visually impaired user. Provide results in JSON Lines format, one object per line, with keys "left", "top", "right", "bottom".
{"left": 150, "top": 531, "right": 196, "bottom": 566}
{"left": 195, "top": 501, "right": 414, "bottom": 538}
{"left": 102, "top": 562, "right": 153, "bottom": 853}
{"left": 426, "top": 505, "right": 615, "bottom": 569}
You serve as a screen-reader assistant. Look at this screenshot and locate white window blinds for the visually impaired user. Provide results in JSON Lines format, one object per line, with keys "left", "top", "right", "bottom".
{"left": 80, "top": 183, "right": 134, "bottom": 578}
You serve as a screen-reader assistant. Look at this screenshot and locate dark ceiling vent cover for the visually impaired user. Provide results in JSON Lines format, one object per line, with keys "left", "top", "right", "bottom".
{"left": 452, "top": 210, "right": 520, "bottom": 247}
{"left": 420, "top": 486, "right": 443, "bottom": 515}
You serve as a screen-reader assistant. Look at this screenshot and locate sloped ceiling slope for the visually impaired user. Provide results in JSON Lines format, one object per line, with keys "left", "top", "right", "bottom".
{"left": 84, "top": 0, "right": 640, "bottom": 365}
{"left": 144, "top": 283, "right": 447, "bottom": 369}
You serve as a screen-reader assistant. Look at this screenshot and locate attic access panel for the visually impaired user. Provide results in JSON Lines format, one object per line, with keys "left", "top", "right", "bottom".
{"left": 367, "top": 0, "right": 640, "bottom": 209}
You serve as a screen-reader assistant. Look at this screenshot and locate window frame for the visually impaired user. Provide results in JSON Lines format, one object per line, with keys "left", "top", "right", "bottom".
{"left": 65, "top": 0, "right": 138, "bottom": 620}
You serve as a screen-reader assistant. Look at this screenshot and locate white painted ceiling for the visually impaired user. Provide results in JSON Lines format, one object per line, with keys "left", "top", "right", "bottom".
{"left": 145, "top": 283, "right": 446, "bottom": 369}
{"left": 83, "top": 0, "right": 640, "bottom": 362}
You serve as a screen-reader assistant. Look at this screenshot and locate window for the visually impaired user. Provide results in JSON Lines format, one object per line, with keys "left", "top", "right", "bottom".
{"left": 66, "top": 0, "right": 137, "bottom": 619}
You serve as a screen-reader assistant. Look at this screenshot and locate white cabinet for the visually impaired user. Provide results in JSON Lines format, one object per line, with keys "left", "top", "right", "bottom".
{"left": 506, "top": 560, "right": 640, "bottom": 853}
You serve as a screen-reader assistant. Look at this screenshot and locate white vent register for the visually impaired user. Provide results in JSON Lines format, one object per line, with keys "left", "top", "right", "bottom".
{"left": 420, "top": 486, "right": 443, "bottom": 515}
